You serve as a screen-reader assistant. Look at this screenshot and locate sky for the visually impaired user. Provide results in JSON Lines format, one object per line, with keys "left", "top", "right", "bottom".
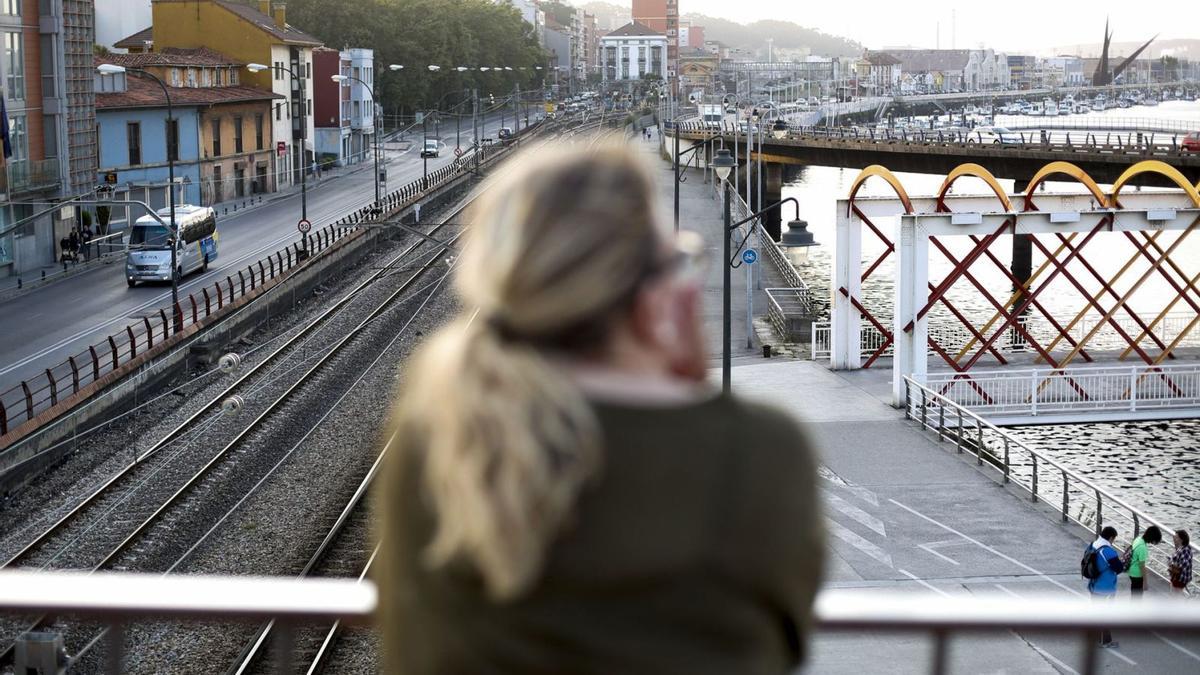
{"left": 672, "top": 0, "right": 1194, "bottom": 53}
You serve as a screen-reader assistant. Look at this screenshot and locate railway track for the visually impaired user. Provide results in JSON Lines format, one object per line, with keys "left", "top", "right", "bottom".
{"left": 0, "top": 197, "right": 467, "bottom": 668}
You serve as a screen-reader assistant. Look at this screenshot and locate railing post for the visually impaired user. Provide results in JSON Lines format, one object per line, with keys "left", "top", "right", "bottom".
{"left": 976, "top": 421, "right": 984, "bottom": 466}
{"left": 931, "top": 629, "right": 948, "bottom": 675}
{"left": 0, "top": 401, "right": 6, "bottom": 434}
{"left": 190, "top": 295, "right": 199, "bottom": 324}
{"left": 1061, "top": 470, "right": 1070, "bottom": 522}
{"left": 203, "top": 287, "right": 212, "bottom": 316}
{"left": 1129, "top": 366, "right": 1137, "bottom": 412}
{"left": 143, "top": 317, "right": 154, "bottom": 349}
{"left": 21, "top": 381, "right": 33, "bottom": 421}
{"left": 1030, "top": 374, "right": 1038, "bottom": 415}
{"left": 1095, "top": 490, "right": 1103, "bottom": 536}
{"left": 45, "top": 369, "right": 57, "bottom": 406}
{"left": 938, "top": 402, "right": 945, "bottom": 441}
{"left": 955, "top": 407, "right": 964, "bottom": 454}
{"left": 239, "top": 270, "right": 246, "bottom": 296}
{"left": 1002, "top": 437, "right": 1010, "bottom": 483}
{"left": 1133, "top": 513, "right": 1140, "bottom": 539}
{"left": 1031, "top": 454, "right": 1039, "bottom": 502}
{"left": 127, "top": 326, "right": 137, "bottom": 359}
{"left": 108, "top": 336, "right": 119, "bottom": 371}
{"left": 920, "top": 387, "right": 928, "bottom": 429}
{"left": 68, "top": 356, "right": 80, "bottom": 394}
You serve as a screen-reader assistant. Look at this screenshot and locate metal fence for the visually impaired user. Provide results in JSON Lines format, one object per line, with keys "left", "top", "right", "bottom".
{"left": 1002, "top": 116, "right": 1199, "bottom": 134}
{"left": 924, "top": 363, "right": 1200, "bottom": 416}
{"left": 902, "top": 376, "right": 1200, "bottom": 583}
{"left": 0, "top": 142, "right": 515, "bottom": 441}
{"left": 1, "top": 569, "right": 1199, "bottom": 675}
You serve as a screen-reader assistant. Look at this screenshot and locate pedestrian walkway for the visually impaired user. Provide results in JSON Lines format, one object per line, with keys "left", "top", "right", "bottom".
{"left": 644, "top": 130, "right": 1200, "bottom": 673}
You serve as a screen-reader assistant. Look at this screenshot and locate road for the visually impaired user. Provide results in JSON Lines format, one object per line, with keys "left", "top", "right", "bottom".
{"left": 0, "top": 112, "right": 517, "bottom": 400}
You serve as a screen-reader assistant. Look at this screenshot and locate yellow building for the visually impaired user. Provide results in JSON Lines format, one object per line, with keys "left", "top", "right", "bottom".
{"left": 115, "top": 1, "right": 322, "bottom": 191}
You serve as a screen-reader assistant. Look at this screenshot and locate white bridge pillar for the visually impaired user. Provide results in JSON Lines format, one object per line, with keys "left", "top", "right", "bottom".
{"left": 832, "top": 202, "right": 862, "bottom": 369}
{"left": 893, "top": 214, "right": 929, "bottom": 406}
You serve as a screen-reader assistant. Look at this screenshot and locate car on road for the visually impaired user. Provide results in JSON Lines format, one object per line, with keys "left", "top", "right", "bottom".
{"left": 1183, "top": 131, "right": 1200, "bottom": 152}
{"left": 498, "top": 127, "right": 514, "bottom": 141}
{"left": 972, "top": 126, "right": 1023, "bottom": 144}
{"left": 421, "top": 139, "right": 439, "bottom": 158}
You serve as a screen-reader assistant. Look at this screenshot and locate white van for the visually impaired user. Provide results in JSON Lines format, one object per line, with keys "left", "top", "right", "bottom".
{"left": 125, "top": 205, "right": 218, "bottom": 287}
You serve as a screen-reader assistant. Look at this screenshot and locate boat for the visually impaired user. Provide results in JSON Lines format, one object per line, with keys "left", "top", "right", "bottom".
{"left": 1092, "top": 95, "right": 1108, "bottom": 111}
{"left": 1074, "top": 102, "right": 1091, "bottom": 114}
{"left": 1117, "top": 98, "right": 1132, "bottom": 109}
{"left": 1028, "top": 100, "right": 1044, "bottom": 116}
{"left": 1144, "top": 96, "right": 1159, "bottom": 107}
{"left": 1043, "top": 98, "right": 1059, "bottom": 116}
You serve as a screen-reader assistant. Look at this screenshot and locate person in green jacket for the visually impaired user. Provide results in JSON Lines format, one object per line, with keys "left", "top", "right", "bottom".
{"left": 1126, "top": 526, "right": 1163, "bottom": 596}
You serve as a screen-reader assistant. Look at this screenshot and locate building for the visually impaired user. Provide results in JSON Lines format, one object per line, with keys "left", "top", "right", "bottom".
{"left": 880, "top": 49, "right": 1009, "bottom": 92}
{"left": 1043, "top": 56, "right": 1085, "bottom": 87}
{"left": 1007, "top": 55, "right": 1038, "bottom": 89}
{"left": 601, "top": 22, "right": 668, "bottom": 84}
{"left": 497, "top": 0, "right": 544, "bottom": 45}
{"left": 678, "top": 47, "right": 719, "bottom": 100}
{"left": 114, "top": 1, "right": 322, "bottom": 195}
{"left": 855, "top": 52, "right": 902, "bottom": 96}
{"left": 543, "top": 16, "right": 573, "bottom": 94}
{"left": 95, "top": 49, "right": 283, "bottom": 228}
{"left": 581, "top": 12, "right": 599, "bottom": 79}
{"left": 632, "top": 0, "right": 677, "bottom": 78}
{"left": 312, "top": 47, "right": 375, "bottom": 168}
{"left": 686, "top": 24, "right": 704, "bottom": 49}
{"left": 0, "top": 0, "right": 97, "bottom": 277}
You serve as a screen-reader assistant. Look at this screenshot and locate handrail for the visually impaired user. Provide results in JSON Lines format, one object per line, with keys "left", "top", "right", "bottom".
{"left": 903, "top": 375, "right": 1200, "bottom": 579}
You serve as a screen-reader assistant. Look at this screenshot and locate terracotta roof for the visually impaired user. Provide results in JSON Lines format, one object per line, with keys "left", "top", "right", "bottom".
{"left": 97, "top": 74, "right": 282, "bottom": 111}
{"left": 102, "top": 47, "right": 242, "bottom": 68}
{"left": 114, "top": 26, "right": 154, "bottom": 50}
{"left": 215, "top": 1, "right": 322, "bottom": 46}
{"left": 606, "top": 21, "right": 663, "bottom": 38}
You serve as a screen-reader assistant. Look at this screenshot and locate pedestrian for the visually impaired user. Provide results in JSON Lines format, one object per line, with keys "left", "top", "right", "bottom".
{"left": 378, "top": 142, "right": 824, "bottom": 674}
{"left": 80, "top": 224, "right": 93, "bottom": 262}
{"left": 1124, "top": 526, "right": 1162, "bottom": 597}
{"left": 59, "top": 235, "right": 73, "bottom": 264}
{"left": 1085, "top": 525, "right": 1125, "bottom": 647}
{"left": 67, "top": 229, "right": 80, "bottom": 265}
{"left": 1169, "top": 529, "right": 1193, "bottom": 594}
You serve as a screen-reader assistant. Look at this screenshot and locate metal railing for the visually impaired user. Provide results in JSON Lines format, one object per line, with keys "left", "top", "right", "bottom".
{"left": 903, "top": 376, "right": 1200, "bottom": 583}
{"left": 0, "top": 158, "right": 62, "bottom": 196}
{"left": 1002, "top": 116, "right": 1199, "bottom": 134}
{"left": 1, "top": 569, "right": 1199, "bottom": 675}
{"left": 764, "top": 288, "right": 813, "bottom": 341}
{"left": 0, "top": 141, "right": 518, "bottom": 443}
{"left": 924, "top": 363, "right": 1200, "bottom": 417}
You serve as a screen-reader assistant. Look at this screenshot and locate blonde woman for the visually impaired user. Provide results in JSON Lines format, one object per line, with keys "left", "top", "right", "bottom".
{"left": 378, "top": 143, "right": 823, "bottom": 674}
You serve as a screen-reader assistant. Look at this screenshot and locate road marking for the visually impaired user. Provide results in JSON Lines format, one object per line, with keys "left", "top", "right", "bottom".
{"left": 888, "top": 498, "right": 1084, "bottom": 597}
{"left": 1153, "top": 632, "right": 1200, "bottom": 663}
{"left": 823, "top": 490, "right": 887, "bottom": 536}
{"left": 1027, "top": 640, "right": 1081, "bottom": 675}
{"left": 993, "top": 583, "right": 1022, "bottom": 598}
{"left": 919, "top": 543, "right": 961, "bottom": 566}
{"left": 828, "top": 521, "right": 894, "bottom": 568}
{"left": 899, "top": 568, "right": 951, "bottom": 596}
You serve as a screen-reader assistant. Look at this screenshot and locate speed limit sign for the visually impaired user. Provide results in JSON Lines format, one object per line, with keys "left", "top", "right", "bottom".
{"left": 454, "top": 146, "right": 464, "bottom": 157}
{"left": 297, "top": 218, "right": 312, "bottom": 234}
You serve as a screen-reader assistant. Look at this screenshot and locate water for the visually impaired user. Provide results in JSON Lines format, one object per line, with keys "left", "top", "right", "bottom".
{"left": 779, "top": 100, "right": 1200, "bottom": 533}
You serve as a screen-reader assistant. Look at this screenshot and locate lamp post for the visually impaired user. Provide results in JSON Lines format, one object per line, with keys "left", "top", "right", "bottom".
{"left": 331, "top": 73, "right": 381, "bottom": 210}
{"left": 246, "top": 62, "right": 309, "bottom": 254}
{"left": 712, "top": 147, "right": 816, "bottom": 393}
{"left": 672, "top": 127, "right": 708, "bottom": 233}
{"left": 97, "top": 63, "right": 182, "bottom": 333}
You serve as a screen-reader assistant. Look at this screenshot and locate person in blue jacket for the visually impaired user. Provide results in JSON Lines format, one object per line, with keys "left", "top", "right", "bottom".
{"left": 1088, "top": 525, "right": 1126, "bottom": 648}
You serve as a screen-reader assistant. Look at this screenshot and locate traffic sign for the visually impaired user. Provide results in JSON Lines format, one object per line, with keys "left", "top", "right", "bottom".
{"left": 454, "top": 146, "right": 464, "bottom": 157}
{"left": 104, "top": 172, "right": 118, "bottom": 185}
{"left": 742, "top": 249, "right": 758, "bottom": 265}
{"left": 297, "top": 218, "right": 311, "bottom": 234}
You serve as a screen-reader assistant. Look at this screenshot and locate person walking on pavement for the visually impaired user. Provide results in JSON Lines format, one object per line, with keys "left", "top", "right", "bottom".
{"left": 1086, "top": 525, "right": 1125, "bottom": 647}
{"left": 67, "top": 229, "right": 80, "bottom": 266}
{"left": 1125, "top": 526, "right": 1162, "bottom": 597}
{"left": 1169, "top": 529, "right": 1193, "bottom": 594}
{"left": 80, "top": 224, "right": 93, "bottom": 262}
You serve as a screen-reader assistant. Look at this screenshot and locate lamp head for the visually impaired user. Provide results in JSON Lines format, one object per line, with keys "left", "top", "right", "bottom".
{"left": 96, "top": 63, "right": 126, "bottom": 75}
{"left": 246, "top": 63, "right": 269, "bottom": 73}
{"left": 428, "top": 64, "right": 441, "bottom": 72}
{"left": 331, "top": 74, "right": 347, "bottom": 83}
{"left": 780, "top": 219, "right": 817, "bottom": 262}
{"left": 772, "top": 119, "right": 789, "bottom": 139}
{"left": 712, "top": 148, "right": 735, "bottom": 182}
{"left": 480, "top": 67, "right": 490, "bottom": 72}
{"left": 389, "top": 64, "right": 404, "bottom": 72}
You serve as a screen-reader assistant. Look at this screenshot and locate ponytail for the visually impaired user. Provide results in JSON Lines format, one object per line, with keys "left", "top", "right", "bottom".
{"left": 398, "top": 318, "right": 602, "bottom": 600}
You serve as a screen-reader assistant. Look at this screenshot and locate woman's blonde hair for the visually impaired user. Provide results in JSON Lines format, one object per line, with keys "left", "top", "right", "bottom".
{"left": 394, "top": 141, "right": 664, "bottom": 600}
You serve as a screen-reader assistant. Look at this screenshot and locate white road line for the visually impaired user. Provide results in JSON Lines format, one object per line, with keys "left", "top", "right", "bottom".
{"left": 919, "top": 543, "right": 961, "bottom": 566}
{"left": 1153, "top": 632, "right": 1200, "bottom": 663}
{"left": 823, "top": 490, "right": 887, "bottom": 536}
{"left": 1027, "top": 640, "right": 1081, "bottom": 675}
{"left": 899, "top": 568, "right": 951, "bottom": 596}
{"left": 1105, "top": 644, "right": 1139, "bottom": 666}
{"left": 889, "top": 498, "right": 1084, "bottom": 597}
{"left": 993, "top": 583, "right": 1022, "bottom": 598}
{"left": 828, "top": 521, "right": 894, "bottom": 568}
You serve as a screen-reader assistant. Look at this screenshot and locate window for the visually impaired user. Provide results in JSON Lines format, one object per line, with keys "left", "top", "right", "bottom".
{"left": 165, "top": 118, "right": 179, "bottom": 162}
{"left": 211, "top": 118, "right": 221, "bottom": 156}
{"left": 306, "top": 98, "right": 311, "bottom": 115}
{"left": 186, "top": 68, "right": 196, "bottom": 87}
{"left": 215, "top": 69, "right": 223, "bottom": 86}
{"left": 126, "top": 121, "right": 141, "bottom": 165}
{"left": 255, "top": 113, "right": 264, "bottom": 150}
{"left": 305, "top": 61, "right": 311, "bottom": 79}
{"left": 274, "top": 61, "right": 283, "bottom": 80}
{"left": 275, "top": 103, "right": 282, "bottom": 121}
{"left": 201, "top": 69, "right": 211, "bottom": 86}
{"left": 5, "top": 32, "right": 23, "bottom": 100}
{"left": 1, "top": 0, "right": 18, "bottom": 16}
{"left": 353, "top": 100, "right": 360, "bottom": 120}
{"left": 8, "top": 114, "right": 24, "bottom": 163}
{"left": 170, "top": 68, "right": 181, "bottom": 87}
{"left": 233, "top": 116, "right": 243, "bottom": 153}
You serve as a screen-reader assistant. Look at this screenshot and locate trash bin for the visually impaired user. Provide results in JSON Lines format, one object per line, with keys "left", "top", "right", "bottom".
{"left": 762, "top": 345, "right": 772, "bottom": 359}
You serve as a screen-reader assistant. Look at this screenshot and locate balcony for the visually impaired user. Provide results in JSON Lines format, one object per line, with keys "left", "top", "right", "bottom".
{"left": 0, "top": 158, "right": 62, "bottom": 197}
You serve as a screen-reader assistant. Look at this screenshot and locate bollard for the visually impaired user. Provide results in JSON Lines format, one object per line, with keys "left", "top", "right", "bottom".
{"left": 762, "top": 345, "right": 772, "bottom": 358}
{"left": 16, "top": 277, "right": 20, "bottom": 289}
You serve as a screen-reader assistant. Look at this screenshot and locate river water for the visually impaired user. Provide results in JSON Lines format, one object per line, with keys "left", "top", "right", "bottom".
{"left": 779, "top": 100, "right": 1200, "bottom": 535}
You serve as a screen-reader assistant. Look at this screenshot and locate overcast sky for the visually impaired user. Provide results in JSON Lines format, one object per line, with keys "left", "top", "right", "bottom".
{"left": 677, "top": 0, "right": 1191, "bottom": 53}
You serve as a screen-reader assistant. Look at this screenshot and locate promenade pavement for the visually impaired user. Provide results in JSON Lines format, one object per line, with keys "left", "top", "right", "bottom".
{"left": 650, "top": 130, "right": 1200, "bottom": 673}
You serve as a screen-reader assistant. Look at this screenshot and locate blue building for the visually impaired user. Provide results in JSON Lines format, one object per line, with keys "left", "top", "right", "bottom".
{"left": 95, "top": 50, "right": 281, "bottom": 231}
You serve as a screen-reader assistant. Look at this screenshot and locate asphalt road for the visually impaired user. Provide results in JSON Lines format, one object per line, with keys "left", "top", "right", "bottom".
{"left": 0, "top": 113, "right": 517, "bottom": 399}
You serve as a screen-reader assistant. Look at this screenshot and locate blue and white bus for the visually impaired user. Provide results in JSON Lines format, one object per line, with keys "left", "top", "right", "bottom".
{"left": 125, "top": 205, "right": 218, "bottom": 287}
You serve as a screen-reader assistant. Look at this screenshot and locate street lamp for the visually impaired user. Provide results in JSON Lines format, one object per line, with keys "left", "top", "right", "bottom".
{"left": 389, "top": 64, "right": 404, "bottom": 72}
{"left": 428, "top": 65, "right": 441, "bottom": 72}
{"left": 780, "top": 217, "right": 817, "bottom": 264}
{"left": 97, "top": 62, "right": 183, "bottom": 333}
{"left": 246, "top": 61, "right": 309, "bottom": 255}
{"left": 671, "top": 125, "right": 712, "bottom": 233}
{"left": 331, "top": 74, "right": 382, "bottom": 209}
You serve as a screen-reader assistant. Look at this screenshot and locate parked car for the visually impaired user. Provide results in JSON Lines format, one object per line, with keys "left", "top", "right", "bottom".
{"left": 421, "top": 138, "right": 439, "bottom": 158}
{"left": 1183, "top": 131, "right": 1200, "bottom": 152}
{"left": 972, "top": 126, "right": 1023, "bottom": 144}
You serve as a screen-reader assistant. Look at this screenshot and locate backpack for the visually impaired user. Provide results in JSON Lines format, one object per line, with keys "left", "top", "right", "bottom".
{"left": 1081, "top": 545, "right": 1101, "bottom": 580}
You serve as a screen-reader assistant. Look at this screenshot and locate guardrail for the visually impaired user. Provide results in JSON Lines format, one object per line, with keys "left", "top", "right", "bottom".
{"left": 0, "top": 569, "right": 1198, "bottom": 675}
{"left": 764, "top": 288, "right": 813, "bottom": 341}
{"left": 924, "top": 363, "right": 1200, "bottom": 417}
{"left": 672, "top": 120, "right": 1200, "bottom": 159}
{"left": 1001, "top": 116, "right": 1199, "bottom": 135}
{"left": 0, "top": 139, "right": 519, "bottom": 442}
{"left": 902, "top": 376, "right": 1200, "bottom": 583}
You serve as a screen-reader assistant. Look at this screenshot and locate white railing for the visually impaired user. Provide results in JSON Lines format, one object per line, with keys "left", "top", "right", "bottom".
{"left": 903, "top": 376, "right": 1200, "bottom": 587}
{"left": 764, "top": 287, "right": 813, "bottom": 341}
{"left": 3, "top": 569, "right": 1200, "bottom": 675}
{"left": 923, "top": 363, "right": 1200, "bottom": 417}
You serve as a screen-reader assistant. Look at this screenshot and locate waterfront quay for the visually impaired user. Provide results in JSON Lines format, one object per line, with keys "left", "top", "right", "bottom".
{"left": 648, "top": 125, "right": 1200, "bottom": 672}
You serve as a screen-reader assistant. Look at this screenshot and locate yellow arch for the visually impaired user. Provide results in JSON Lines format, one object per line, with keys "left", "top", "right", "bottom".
{"left": 1024, "top": 161, "right": 1108, "bottom": 208}
{"left": 937, "top": 163, "right": 1014, "bottom": 212}
{"left": 1108, "top": 160, "right": 1200, "bottom": 208}
{"left": 848, "top": 165, "right": 914, "bottom": 214}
